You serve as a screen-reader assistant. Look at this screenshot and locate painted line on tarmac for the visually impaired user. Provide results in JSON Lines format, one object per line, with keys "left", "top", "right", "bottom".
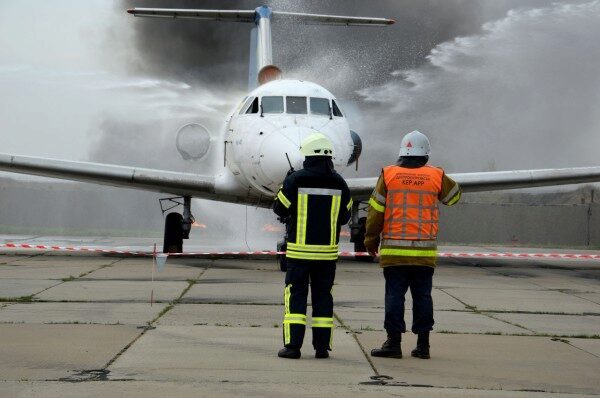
{"left": 1, "top": 242, "right": 600, "bottom": 261}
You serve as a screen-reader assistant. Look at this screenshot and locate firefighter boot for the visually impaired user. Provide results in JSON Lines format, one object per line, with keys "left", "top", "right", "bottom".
{"left": 315, "top": 349, "right": 329, "bottom": 359}
{"left": 370, "top": 332, "right": 402, "bottom": 358}
{"left": 411, "top": 332, "right": 430, "bottom": 359}
{"left": 278, "top": 347, "right": 301, "bottom": 359}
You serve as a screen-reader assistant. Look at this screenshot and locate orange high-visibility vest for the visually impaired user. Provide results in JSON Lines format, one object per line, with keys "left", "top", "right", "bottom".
{"left": 382, "top": 165, "right": 443, "bottom": 241}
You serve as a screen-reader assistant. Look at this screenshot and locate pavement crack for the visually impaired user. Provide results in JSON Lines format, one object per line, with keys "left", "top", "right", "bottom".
{"left": 27, "top": 258, "right": 125, "bottom": 300}
{"left": 437, "top": 288, "right": 535, "bottom": 333}
{"left": 333, "top": 310, "right": 380, "bottom": 377}
{"left": 552, "top": 338, "right": 600, "bottom": 359}
{"left": 79, "top": 258, "right": 125, "bottom": 278}
{"left": 102, "top": 265, "right": 210, "bottom": 371}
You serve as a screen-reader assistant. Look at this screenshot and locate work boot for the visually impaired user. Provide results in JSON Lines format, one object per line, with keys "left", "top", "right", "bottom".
{"left": 278, "top": 347, "right": 301, "bottom": 359}
{"left": 315, "top": 349, "right": 329, "bottom": 359}
{"left": 411, "top": 332, "right": 430, "bottom": 359}
{"left": 370, "top": 332, "right": 402, "bottom": 358}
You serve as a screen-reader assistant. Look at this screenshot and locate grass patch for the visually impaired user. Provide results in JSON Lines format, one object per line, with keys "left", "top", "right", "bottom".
{"left": 360, "top": 325, "right": 375, "bottom": 331}
{"left": 61, "top": 275, "right": 76, "bottom": 282}
{"left": 434, "top": 330, "right": 600, "bottom": 339}
{"left": 0, "top": 295, "right": 34, "bottom": 303}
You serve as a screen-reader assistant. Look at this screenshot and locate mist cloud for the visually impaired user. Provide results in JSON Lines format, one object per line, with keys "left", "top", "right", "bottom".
{"left": 356, "top": 1, "right": 600, "bottom": 175}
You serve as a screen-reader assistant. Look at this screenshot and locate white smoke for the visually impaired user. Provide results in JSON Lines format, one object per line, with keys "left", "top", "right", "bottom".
{"left": 357, "top": 1, "right": 600, "bottom": 174}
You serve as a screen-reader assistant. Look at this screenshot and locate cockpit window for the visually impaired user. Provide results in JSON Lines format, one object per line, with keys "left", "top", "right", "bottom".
{"left": 286, "top": 96, "right": 307, "bottom": 114}
{"left": 261, "top": 96, "right": 284, "bottom": 114}
{"left": 310, "top": 98, "right": 330, "bottom": 116}
{"left": 241, "top": 96, "right": 258, "bottom": 114}
{"left": 332, "top": 100, "right": 344, "bottom": 117}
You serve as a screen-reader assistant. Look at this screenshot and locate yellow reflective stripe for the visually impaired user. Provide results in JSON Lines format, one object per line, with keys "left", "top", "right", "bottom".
{"left": 369, "top": 197, "right": 385, "bottom": 213}
{"left": 284, "top": 284, "right": 291, "bottom": 315}
{"left": 379, "top": 248, "right": 438, "bottom": 257}
{"left": 296, "top": 193, "right": 308, "bottom": 245}
{"left": 284, "top": 313, "right": 307, "bottom": 325}
{"left": 283, "top": 284, "right": 291, "bottom": 344}
{"left": 312, "top": 317, "right": 334, "bottom": 328}
{"left": 277, "top": 190, "right": 291, "bottom": 208}
{"left": 287, "top": 242, "right": 338, "bottom": 253}
{"left": 330, "top": 195, "right": 341, "bottom": 245}
{"left": 286, "top": 251, "right": 338, "bottom": 260}
{"left": 447, "top": 190, "right": 461, "bottom": 206}
{"left": 347, "top": 197, "right": 354, "bottom": 210}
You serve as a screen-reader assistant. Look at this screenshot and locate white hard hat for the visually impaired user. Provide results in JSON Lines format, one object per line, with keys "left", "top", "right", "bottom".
{"left": 399, "top": 130, "right": 431, "bottom": 157}
{"left": 300, "top": 133, "right": 334, "bottom": 157}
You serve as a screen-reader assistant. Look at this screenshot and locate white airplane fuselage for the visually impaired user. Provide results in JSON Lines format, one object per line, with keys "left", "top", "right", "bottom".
{"left": 224, "top": 79, "right": 355, "bottom": 198}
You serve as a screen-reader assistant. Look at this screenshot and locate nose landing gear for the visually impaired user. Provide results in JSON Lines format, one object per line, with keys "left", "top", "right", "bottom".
{"left": 159, "top": 196, "right": 194, "bottom": 253}
{"left": 276, "top": 216, "right": 290, "bottom": 272}
{"left": 350, "top": 201, "right": 374, "bottom": 262}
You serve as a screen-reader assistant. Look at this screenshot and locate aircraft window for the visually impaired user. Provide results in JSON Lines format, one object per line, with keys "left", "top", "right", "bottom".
{"left": 245, "top": 97, "right": 259, "bottom": 114}
{"left": 240, "top": 96, "right": 257, "bottom": 114}
{"left": 332, "top": 100, "right": 344, "bottom": 117}
{"left": 286, "top": 96, "right": 307, "bottom": 114}
{"left": 262, "top": 96, "right": 284, "bottom": 114}
{"left": 310, "top": 98, "right": 330, "bottom": 116}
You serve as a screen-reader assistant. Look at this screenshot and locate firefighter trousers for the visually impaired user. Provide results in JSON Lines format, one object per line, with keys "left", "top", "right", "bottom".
{"left": 283, "top": 260, "right": 336, "bottom": 351}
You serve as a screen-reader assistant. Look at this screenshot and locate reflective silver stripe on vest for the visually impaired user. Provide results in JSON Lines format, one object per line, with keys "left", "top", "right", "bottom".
{"left": 298, "top": 188, "right": 342, "bottom": 196}
{"left": 441, "top": 184, "right": 460, "bottom": 204}
{"left": 385, "top": 232, "right": 436, "bottom": 239}
{"left": 385, "top": 218, "right": 437, "bottom": 224}
{"left": 381, "top": 239, "right": 437, "bottom": 248}
{"left": 372, "top": 191, "right": 386, "bottom": 204}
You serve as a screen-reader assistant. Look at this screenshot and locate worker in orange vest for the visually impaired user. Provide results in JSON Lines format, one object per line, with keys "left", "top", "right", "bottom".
{"left": 364, "top": 130, "right": 461, "bottom": 359}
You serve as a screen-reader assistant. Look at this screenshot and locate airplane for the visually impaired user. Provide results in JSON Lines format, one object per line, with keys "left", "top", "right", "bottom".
{"left": 1, "top": 5, "right": 600, "bottom": 258}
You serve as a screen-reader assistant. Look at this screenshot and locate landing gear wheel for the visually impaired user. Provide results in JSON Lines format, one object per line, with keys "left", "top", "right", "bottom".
{"left": 277, "top": 240, "right": 287, "bottom": 272}
{"left": 354, "top": 217, "right": 374, "bottom": 262}
{"left": 163, "top": 212, "right": 183, "bottom": 253}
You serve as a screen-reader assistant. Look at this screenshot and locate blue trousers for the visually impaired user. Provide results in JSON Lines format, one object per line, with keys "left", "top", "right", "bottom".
{"left": 383, "top": 266, "right": 434, "bottom": 334}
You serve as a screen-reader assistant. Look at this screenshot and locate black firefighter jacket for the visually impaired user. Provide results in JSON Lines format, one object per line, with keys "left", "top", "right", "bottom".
{"left": 273, "top": 156, "right": 352, "bottom": 261}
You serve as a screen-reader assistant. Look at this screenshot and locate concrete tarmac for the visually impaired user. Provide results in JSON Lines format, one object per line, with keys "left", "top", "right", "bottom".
{"left": 0, "top": 243, "right": 599, "bottom": 397}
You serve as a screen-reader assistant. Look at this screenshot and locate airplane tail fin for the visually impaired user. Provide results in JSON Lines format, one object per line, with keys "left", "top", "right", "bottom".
{"left": 271, "top": 11, "right": 395, "bottom": 26}
{"left": 126, "top": 8, "right": 256, "bottom": 22}
{"left": 128, "top": 7, "right": 394, "bottom": 89}
{"left": 127, "top": 8, "right": 395, "bottom": 25}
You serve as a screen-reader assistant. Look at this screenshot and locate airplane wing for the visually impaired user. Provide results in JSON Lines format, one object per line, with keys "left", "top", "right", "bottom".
{"left": 347, "top": 166, "right": 600, "bottom": 200}
{"left": 0, "top": 153, "right": 221, "bottom": 200}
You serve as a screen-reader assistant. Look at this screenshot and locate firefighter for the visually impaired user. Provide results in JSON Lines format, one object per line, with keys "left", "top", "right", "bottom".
{"left": 365, "top": 130, "right": 461, "bottom": 359}
{"left": 273, "top": 133, "right": 352, "bottom": 359}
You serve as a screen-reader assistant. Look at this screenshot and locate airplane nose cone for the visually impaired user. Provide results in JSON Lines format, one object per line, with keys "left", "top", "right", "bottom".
{"left": 258, "top": 127, "right": 315, "bottom": 185}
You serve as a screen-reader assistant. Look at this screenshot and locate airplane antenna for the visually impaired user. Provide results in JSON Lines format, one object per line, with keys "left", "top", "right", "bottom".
{"left": 285, "top": 153, "right": 295, "bottom": 174}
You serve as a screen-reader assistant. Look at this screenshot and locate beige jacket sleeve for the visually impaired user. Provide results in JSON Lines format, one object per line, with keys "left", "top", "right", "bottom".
{"left": 439, "top": 173, "right": 461, "bottom": 206}
{"left": 364, "top": 172, "right": 386, "bottom": 252}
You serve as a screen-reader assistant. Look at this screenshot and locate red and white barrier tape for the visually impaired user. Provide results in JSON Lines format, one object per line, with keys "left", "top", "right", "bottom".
{"left": 1, "top": 243, "right": 600, "bottom": 260}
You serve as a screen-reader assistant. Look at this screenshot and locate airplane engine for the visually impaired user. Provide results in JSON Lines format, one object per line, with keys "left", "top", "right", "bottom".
{"left": 347, "top": 130, "right": 362, "bottom": 166}
{"left": 176, "top": 123, "right": 211, "bottom": 161}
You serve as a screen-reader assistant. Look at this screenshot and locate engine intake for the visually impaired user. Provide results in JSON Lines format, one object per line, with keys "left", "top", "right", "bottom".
{"left": 347, "top": 130, "right": 362, "bottom": 166}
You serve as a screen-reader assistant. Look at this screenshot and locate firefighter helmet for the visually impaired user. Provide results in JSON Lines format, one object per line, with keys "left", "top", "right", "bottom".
{"left": 399, "top": 130, "right": 431, "bottom": 157}
{"left": 300, "top": 133, "right": 334, "bottom": 157}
